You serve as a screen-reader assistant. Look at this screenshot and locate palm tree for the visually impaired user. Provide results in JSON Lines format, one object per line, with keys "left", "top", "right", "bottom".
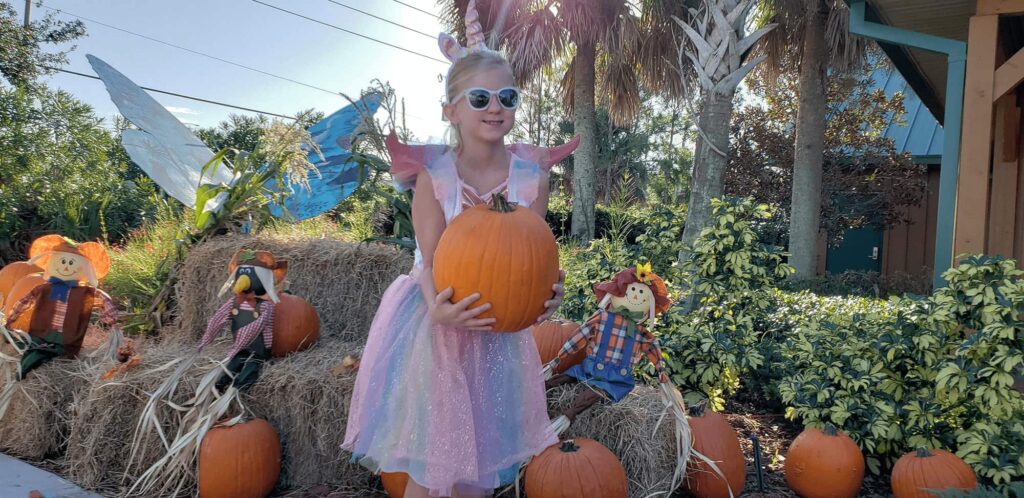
{"left": 439, "top": 0, "right": 687, "bottom": 243}
{"left": 754, "top": 0, "right": 866, "bottom": 279}
{"left": 673, "top": 0, "right": 776, "bottom": 262}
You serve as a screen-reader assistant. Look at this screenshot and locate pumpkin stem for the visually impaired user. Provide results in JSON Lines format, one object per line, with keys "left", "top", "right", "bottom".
{"left": 489, "top": 193, "right": 517, "bottom": 213}
{"left": 915, "top": 447, "right": 934, "bottom": 458}
{"left": 688, "top": 398, "right": 708, "bottom": 417}
{"left": 822, "top": 423, "right": 839, "bottom": 436}
{"left": 559, "top": 440, "right": 580, "bottom": 453}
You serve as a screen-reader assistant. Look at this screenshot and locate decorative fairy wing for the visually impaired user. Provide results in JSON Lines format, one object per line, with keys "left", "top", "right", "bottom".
{"left": 267, "top": 93, "right": 384, "bottom": 220}
{"left": 87, "top": 54, "right": 232, "bottom": 207}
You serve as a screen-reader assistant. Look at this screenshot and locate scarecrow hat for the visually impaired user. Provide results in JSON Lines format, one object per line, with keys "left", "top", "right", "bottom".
{"left": 218, "top": 248, "right": 288, "bottom": 304}
{"left": 594, "top": 263, "right": 673, "bottom": 317}
{"left": 27, "top": 234, "right": 111, "bottom": 285}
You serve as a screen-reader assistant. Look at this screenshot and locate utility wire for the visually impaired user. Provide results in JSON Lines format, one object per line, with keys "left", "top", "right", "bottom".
{"left": 250, "top": 0, "right": 448, "bottom": 65}
{"left": 43, "top": 6, "right": 345, "bottom": 97}
{"left": 324, "top": 0, "right": 435, "bottom": 39}
{"left": 42, "top": 65, "right": 298, "bottom": 120}
{"left": 391, "top": 0, "right": 441, "bottom": 19}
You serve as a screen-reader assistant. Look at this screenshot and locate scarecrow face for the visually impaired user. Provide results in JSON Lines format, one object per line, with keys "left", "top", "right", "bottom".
{"left": 609, "top": 282, "right": 653, "bottom": 318}
{"left": 232, "top": 265, "right": 266, "bottom": 296}
{"left": 45, "top": 251, "right": 89, "bottom": 282}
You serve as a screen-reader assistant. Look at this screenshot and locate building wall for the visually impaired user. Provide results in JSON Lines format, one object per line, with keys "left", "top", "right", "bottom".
{"left": 882, "top": 168, "right": 941, "bottom": 278}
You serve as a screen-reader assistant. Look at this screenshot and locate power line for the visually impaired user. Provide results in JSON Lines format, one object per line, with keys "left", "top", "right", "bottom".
{"left": 250, "top": 0, "right": 448, "bottom": 65}
{"left": 391, "top": 0, "right": 440, "bottom": 19}
{"left": 42, "top": 6, "right": 345, "bottom": 97}
{"left": 324, "top": 0, "right": 435, "bottom": 39}
{"left": 43, "top": 65, "right": 298, "bottom": 120}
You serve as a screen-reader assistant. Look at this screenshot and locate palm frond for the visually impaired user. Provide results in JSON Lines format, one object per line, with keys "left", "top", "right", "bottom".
{"left": 505, "top": 5, "right": 566, "bottom": 83}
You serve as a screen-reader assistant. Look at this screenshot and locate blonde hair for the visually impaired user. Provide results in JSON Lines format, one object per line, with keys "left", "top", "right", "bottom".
{"left": 444, "top": 51, "right": 514, "bottom": 150}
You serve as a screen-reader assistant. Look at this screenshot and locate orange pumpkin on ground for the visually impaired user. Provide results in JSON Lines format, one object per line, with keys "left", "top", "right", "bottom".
{"left": 270, "top": 293, "right": 320, "bottom": 357}
{"left": 525, "top": 438, "right": 628, "bottom": 498}
{"left": 433, "top": 193, "right": 559, "bottom": 332}
{"left": 198, "top": 418, "right": 281, "bottom": 498}
{"left": 3, "top": 273, "right": 45, "bottom": 331}
{"left": 0, "top": 261, "right": 41, "bottom": 302}
{"left": 531, "top": 319, "right": 584, "bottom": 373}
{"left": 891, "top": 447, "right": 977, "bottom": 498}
{"left": 684, "top": 404, "right": 746, "bottom": 498}
{"left": 785, "top": 423, "right": 865, "bottom": 498}
{"left": 380, "top": 472, "right": 409, "bottom": 498}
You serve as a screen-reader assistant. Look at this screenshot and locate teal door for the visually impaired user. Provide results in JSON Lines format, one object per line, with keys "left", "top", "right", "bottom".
{"left": 826, "top": 227, "right": 883, "bottom": 273}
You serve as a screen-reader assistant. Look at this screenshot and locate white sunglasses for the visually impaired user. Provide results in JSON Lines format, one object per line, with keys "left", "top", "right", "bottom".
{"left": 448, "top": 87, "right": 521, "bottom": 110}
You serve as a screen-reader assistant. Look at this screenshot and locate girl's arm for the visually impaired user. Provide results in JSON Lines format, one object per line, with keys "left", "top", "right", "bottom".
{"left": 412, "top": 172, "right": 496, "bottom": 330}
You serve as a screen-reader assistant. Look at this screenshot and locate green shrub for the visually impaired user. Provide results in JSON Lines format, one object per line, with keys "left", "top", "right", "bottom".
{"left": 658, "top": 198, "right": 793, "bottom": 407}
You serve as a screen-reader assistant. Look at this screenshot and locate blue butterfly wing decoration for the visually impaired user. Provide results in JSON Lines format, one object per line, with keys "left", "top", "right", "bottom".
{"left": 87, "top": 54, "right": 233, "bottom": 207}
{"left": 88, "top": 54, "right": 382, "bottom": 220}
{"left": 267, "top": 92, "right": 384, "bottom": 220}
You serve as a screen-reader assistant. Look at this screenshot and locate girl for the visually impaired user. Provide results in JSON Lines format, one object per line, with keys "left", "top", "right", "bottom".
{"left": 342, "top": 2, "right": 579, "bottom": 496}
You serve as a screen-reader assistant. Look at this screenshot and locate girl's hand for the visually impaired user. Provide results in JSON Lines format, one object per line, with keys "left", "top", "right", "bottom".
{"left": 430, "top": 287, "right": 497, "bottom": 331}
{"left": 536, "top": 269, "right": 566, "bottom": 324}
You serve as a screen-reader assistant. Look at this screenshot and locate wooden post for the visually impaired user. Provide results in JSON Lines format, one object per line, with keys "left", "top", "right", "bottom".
{"left": 977, "top": 0, "right": 1024, "bottom": 15}
{"left": 955, "top": 15, "right": 1000, "bottom": 258}
{"left": 988, "top": 94, "right": 1020, "bottom": 257}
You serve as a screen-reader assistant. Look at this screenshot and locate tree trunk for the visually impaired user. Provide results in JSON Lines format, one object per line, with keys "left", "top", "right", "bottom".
{"left": 678, "top": 92, "right": 735, "bottom": 263}
{"left": 788, "top": 0, "right": 828, "bottom": 280}
{"left": 571, "top": 43, "right": 597, "bottom": 242}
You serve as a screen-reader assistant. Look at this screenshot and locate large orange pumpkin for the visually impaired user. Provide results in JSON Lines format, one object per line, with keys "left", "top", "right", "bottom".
{"left": 785, "top": 423, "right": 864, "bottom": 498}
{"left": 684, "top": 404, "right": 746, "bottom": 498}
{"left": 891, "top": 448, "right": 977, "bottom": 498}
{"left": 433, "top": 193, "right": 559, "bottom": 332}
{"left": 525, "top": 439, "right": 628, "bottom": 498}
{"left": 198, "top": 418, "right": 281, "bottom": 498}
{"left": 0, "top": 261, "right": 41, "bottom": 302}
{"left": 531, "top": 319, "right": 584, "bottom": 373}
{"left": 270, "top": 293, "right": 320, "bottom": 357}
{"left": 3, "top": 273, "right": 45, "bottom": 332}
{"left": 380, "top": 472, "right": 409, "bottom": 498}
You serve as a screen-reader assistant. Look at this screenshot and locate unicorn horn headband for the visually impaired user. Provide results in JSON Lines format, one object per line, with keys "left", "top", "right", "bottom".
{"left": 438, "top": 0, "right": 492, "bottom": 66}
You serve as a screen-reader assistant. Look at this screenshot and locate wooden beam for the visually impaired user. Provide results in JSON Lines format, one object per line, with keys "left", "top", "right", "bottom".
{"left": 988, "top": 95, "right": 1020, "bottom": 257}
{"left": 995, "top": 47, "right": 1024, "bottom": 100}
{"left": 956, "top": 15, "right": 1000, "bottom": 257}
{"left": 978, "top": 0, "right": 1024, "bottom": 15}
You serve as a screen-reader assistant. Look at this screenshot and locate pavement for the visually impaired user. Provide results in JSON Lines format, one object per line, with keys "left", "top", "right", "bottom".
{"left": 0, "top": 453, "right": 104, "bottom": 498}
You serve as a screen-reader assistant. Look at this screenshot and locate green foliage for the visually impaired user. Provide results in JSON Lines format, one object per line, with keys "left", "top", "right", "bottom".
{"left": 658, "top": 197, "right": 794, "bottom": 407}
{"left": 777, "top": 255, "right": 1024, "bottom": 483}
{"left": 931, "top": 481, "right": 1024, "bottom": 498}
{"left": 0, "top": 86, "right": 159, "bottom": 261}
{"left": 0, "top": 1, "right": 85, "bottom": 89}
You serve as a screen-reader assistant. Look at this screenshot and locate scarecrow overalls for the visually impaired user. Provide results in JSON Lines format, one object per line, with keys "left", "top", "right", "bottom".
{"left": 199, "top": 295, "right": 276, "bottom": 391}
{"left": 6, "top": 281, "right": 118, "bottom": 378}
{"left": 547, "top": 308, "right": 669, "bottom": 419}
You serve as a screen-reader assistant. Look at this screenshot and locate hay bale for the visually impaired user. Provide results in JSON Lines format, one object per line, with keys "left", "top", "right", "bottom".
{"left": 65, "top": 336, "right": 211, "bottom": 495}
{"left": 547, "top": 383, "right": 678, "bottom": 498}
{"left": 246, "top": 339, "right": 376, "bottom": 491}
{"left": 175, "top": 235, "right": 411, "bottom": 344}
{"left": 0, "top": 356, "right": 98, "bottom": 461}
{"left": 66, "top": 332, "right": 380, "bottom": 497}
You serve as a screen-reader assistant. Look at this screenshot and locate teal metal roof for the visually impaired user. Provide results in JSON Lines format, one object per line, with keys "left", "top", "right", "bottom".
{"left": 869, "top": 62, "right": 944, "bottom": 158}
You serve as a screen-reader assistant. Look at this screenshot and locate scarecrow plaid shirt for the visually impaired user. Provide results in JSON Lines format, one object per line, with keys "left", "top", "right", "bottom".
{"left": 199, "top": 298, "right": 275, "bottom": 359}
{"left": 550, "top": 309, "right": 669, "bottom": 383}
{"left": 6, "top": 285, "right": 118, "bottom": 331}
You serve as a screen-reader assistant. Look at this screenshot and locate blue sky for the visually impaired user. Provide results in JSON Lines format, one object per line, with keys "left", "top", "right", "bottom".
{"left": 15, "top": 0, "right": 452, "bottom": 140}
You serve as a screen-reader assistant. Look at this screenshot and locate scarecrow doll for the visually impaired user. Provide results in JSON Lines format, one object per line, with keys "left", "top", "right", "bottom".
{"left": 0, "top": 235, "right": 123, "bottom": 417}
{"left": 542, "top": 263, "right": 702, "bottom": 491}
{"left": 2, "top": 235, "right": 122, "bottom": 374}
{"left": 199, "top": 248, "right": 288, "bottom": 392}
{"left": 544, "top": 263, "right": 673, "bottom": 427}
